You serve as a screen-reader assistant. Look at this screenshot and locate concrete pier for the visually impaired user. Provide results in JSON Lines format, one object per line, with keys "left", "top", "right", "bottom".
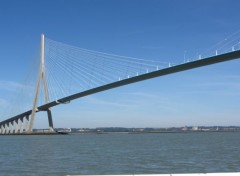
{"left": 10, "top": 121, "right": 14, "bottom": 134}
{"left": 6, "top": 123, "right": 10, "bottom": 134}
{"left": 0, "top": 131, "right": 67, "bottom": 135}
{"left": 0, "top": 113, "right": 66, "bottom": 135}
{"left": 25, "top": 115, "right": 29, "bottom": 132}
{"left": 2, "top": 125, "right": 5, "bottom": 134}
{"left": 19, "top": 118, "right": 23, "bottom": 133}
{"left": 0, "top": 111, "right": 59, "bottom": 135}
{"left": 14, "top": 120, "right": 18, "bottom": 133}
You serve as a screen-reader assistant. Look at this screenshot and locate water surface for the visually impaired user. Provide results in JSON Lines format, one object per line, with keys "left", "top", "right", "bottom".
{"left": 0, "top": 132, "right": 239, "bottom": 175}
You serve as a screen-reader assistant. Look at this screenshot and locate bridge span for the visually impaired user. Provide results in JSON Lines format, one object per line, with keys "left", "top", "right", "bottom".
{"left": 0, "top": 35, "right": 240, "bottom": 134}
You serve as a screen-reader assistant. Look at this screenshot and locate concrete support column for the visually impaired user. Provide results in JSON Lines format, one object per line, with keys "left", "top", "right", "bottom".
{"left": 2, "top": 124, "right": 6, "bottom": 134}
{"left": 5, "top": 123, "right": 8, "bottom": 134}
{"left": 10, "top": 122, "right": 14, "bottom": 134}
{"left": 1, "top": 125, "right": 4, "bottom": 134}
{"left": 46, "top": 109, "right": 54, "bottom": 131}
{"left": 19, "top": 118, "right": 23, "bottom": 133}
{"left": 8, "top": 122, "right": 11, "bottom": 134}
{"left": 14, "top": 120, "right": 18, "bottom": 133}
{"left": 0, "top": 125, "right": 2, "bottom": 134}
{"left": 4, "top": 124, "right": 7, "bottom": 134}
{"left": 1, "top": 125, "right": 3, "bottom": 134}
{"left": 11, "top": 121, "right": 14, "bottom": 134}
{"left": 25, "top": 115, "right": 29, "bottom": 132}
{"left": 6, "top": 123, "right": 9, "bottom": 134}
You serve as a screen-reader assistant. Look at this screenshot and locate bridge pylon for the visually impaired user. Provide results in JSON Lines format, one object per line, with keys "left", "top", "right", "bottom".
{"left": 28, "top": 34, "right": 54, "bottom": 132}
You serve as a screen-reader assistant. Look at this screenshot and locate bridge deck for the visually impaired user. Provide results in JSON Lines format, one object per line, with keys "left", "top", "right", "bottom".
{"left": 1, "top": 50, "right": 240, "bottom": 126}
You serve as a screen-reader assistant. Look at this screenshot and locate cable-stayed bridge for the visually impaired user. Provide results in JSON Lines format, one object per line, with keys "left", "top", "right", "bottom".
{"left": 0, "top": 33, "right": 240, "bottom": 134}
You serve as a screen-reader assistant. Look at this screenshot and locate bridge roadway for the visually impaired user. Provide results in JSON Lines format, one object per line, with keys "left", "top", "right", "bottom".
{"left": 1, "top": 50, "right": 240, "bottom": 130}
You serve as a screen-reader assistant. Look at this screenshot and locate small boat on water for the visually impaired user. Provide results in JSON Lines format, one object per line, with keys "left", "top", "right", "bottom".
{"left": 56, "top": 128, "right": 71, "bottom": 134}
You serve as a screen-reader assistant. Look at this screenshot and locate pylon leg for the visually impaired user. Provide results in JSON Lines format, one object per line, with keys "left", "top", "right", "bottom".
{"left": 29, "top": 34, "right": 51, "bottom": 132}
{"left": 46, "top": 109, "right": 54, "bottom": 131}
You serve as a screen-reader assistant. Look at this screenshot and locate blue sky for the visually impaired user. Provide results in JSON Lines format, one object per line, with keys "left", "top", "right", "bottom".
{"left": 0, "top": 0, "right": 240, "bottom": 128}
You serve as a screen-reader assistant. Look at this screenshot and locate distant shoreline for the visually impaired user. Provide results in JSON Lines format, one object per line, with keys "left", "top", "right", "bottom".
{"left": 57, "top": 126, "right": 240, "bottom": 134}
{"left": 68, "top": 130, "right": 240, "bottom": 135}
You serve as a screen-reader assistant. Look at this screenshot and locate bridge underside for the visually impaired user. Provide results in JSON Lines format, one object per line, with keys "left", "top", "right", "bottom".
{"left": 1, "top": 50, "right": 240, "bottom": 134}
{"left": 0, "top": 109, "right": 53, "bottom": 134}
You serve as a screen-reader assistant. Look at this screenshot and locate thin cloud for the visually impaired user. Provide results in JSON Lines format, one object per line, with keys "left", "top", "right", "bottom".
{"left": 121, "top": 91, "right": 157, "bottom": 99}
{"left": 0, "top": 98, "right": 8, "bottom": 107}
{"left": 179, "top": 89, "right": 240, "bottom": 97}
{"left": 84, "top": 96, "right": 136, "bottom": 108}
{"left": 180, "top": 81, "right": 240, "bottom": 89}
{"left": 0, "top": 81, "right": 33, "bottom": 92}
{"left": 178, "top": 80, "right": 240, "bottom": 96}
{"left": 222, "top": 75, "right": 240, "bottom": 79}
{"left": 121, "top": 91, "right": 178, "bottom": 111}
{"left": 141, "top": 46, "right": 164, "bottom": 50}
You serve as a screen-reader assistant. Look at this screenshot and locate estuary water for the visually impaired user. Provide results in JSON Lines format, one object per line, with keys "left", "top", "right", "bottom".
{"left": 0, "top": 132, "right": 240, "bottom": 176}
